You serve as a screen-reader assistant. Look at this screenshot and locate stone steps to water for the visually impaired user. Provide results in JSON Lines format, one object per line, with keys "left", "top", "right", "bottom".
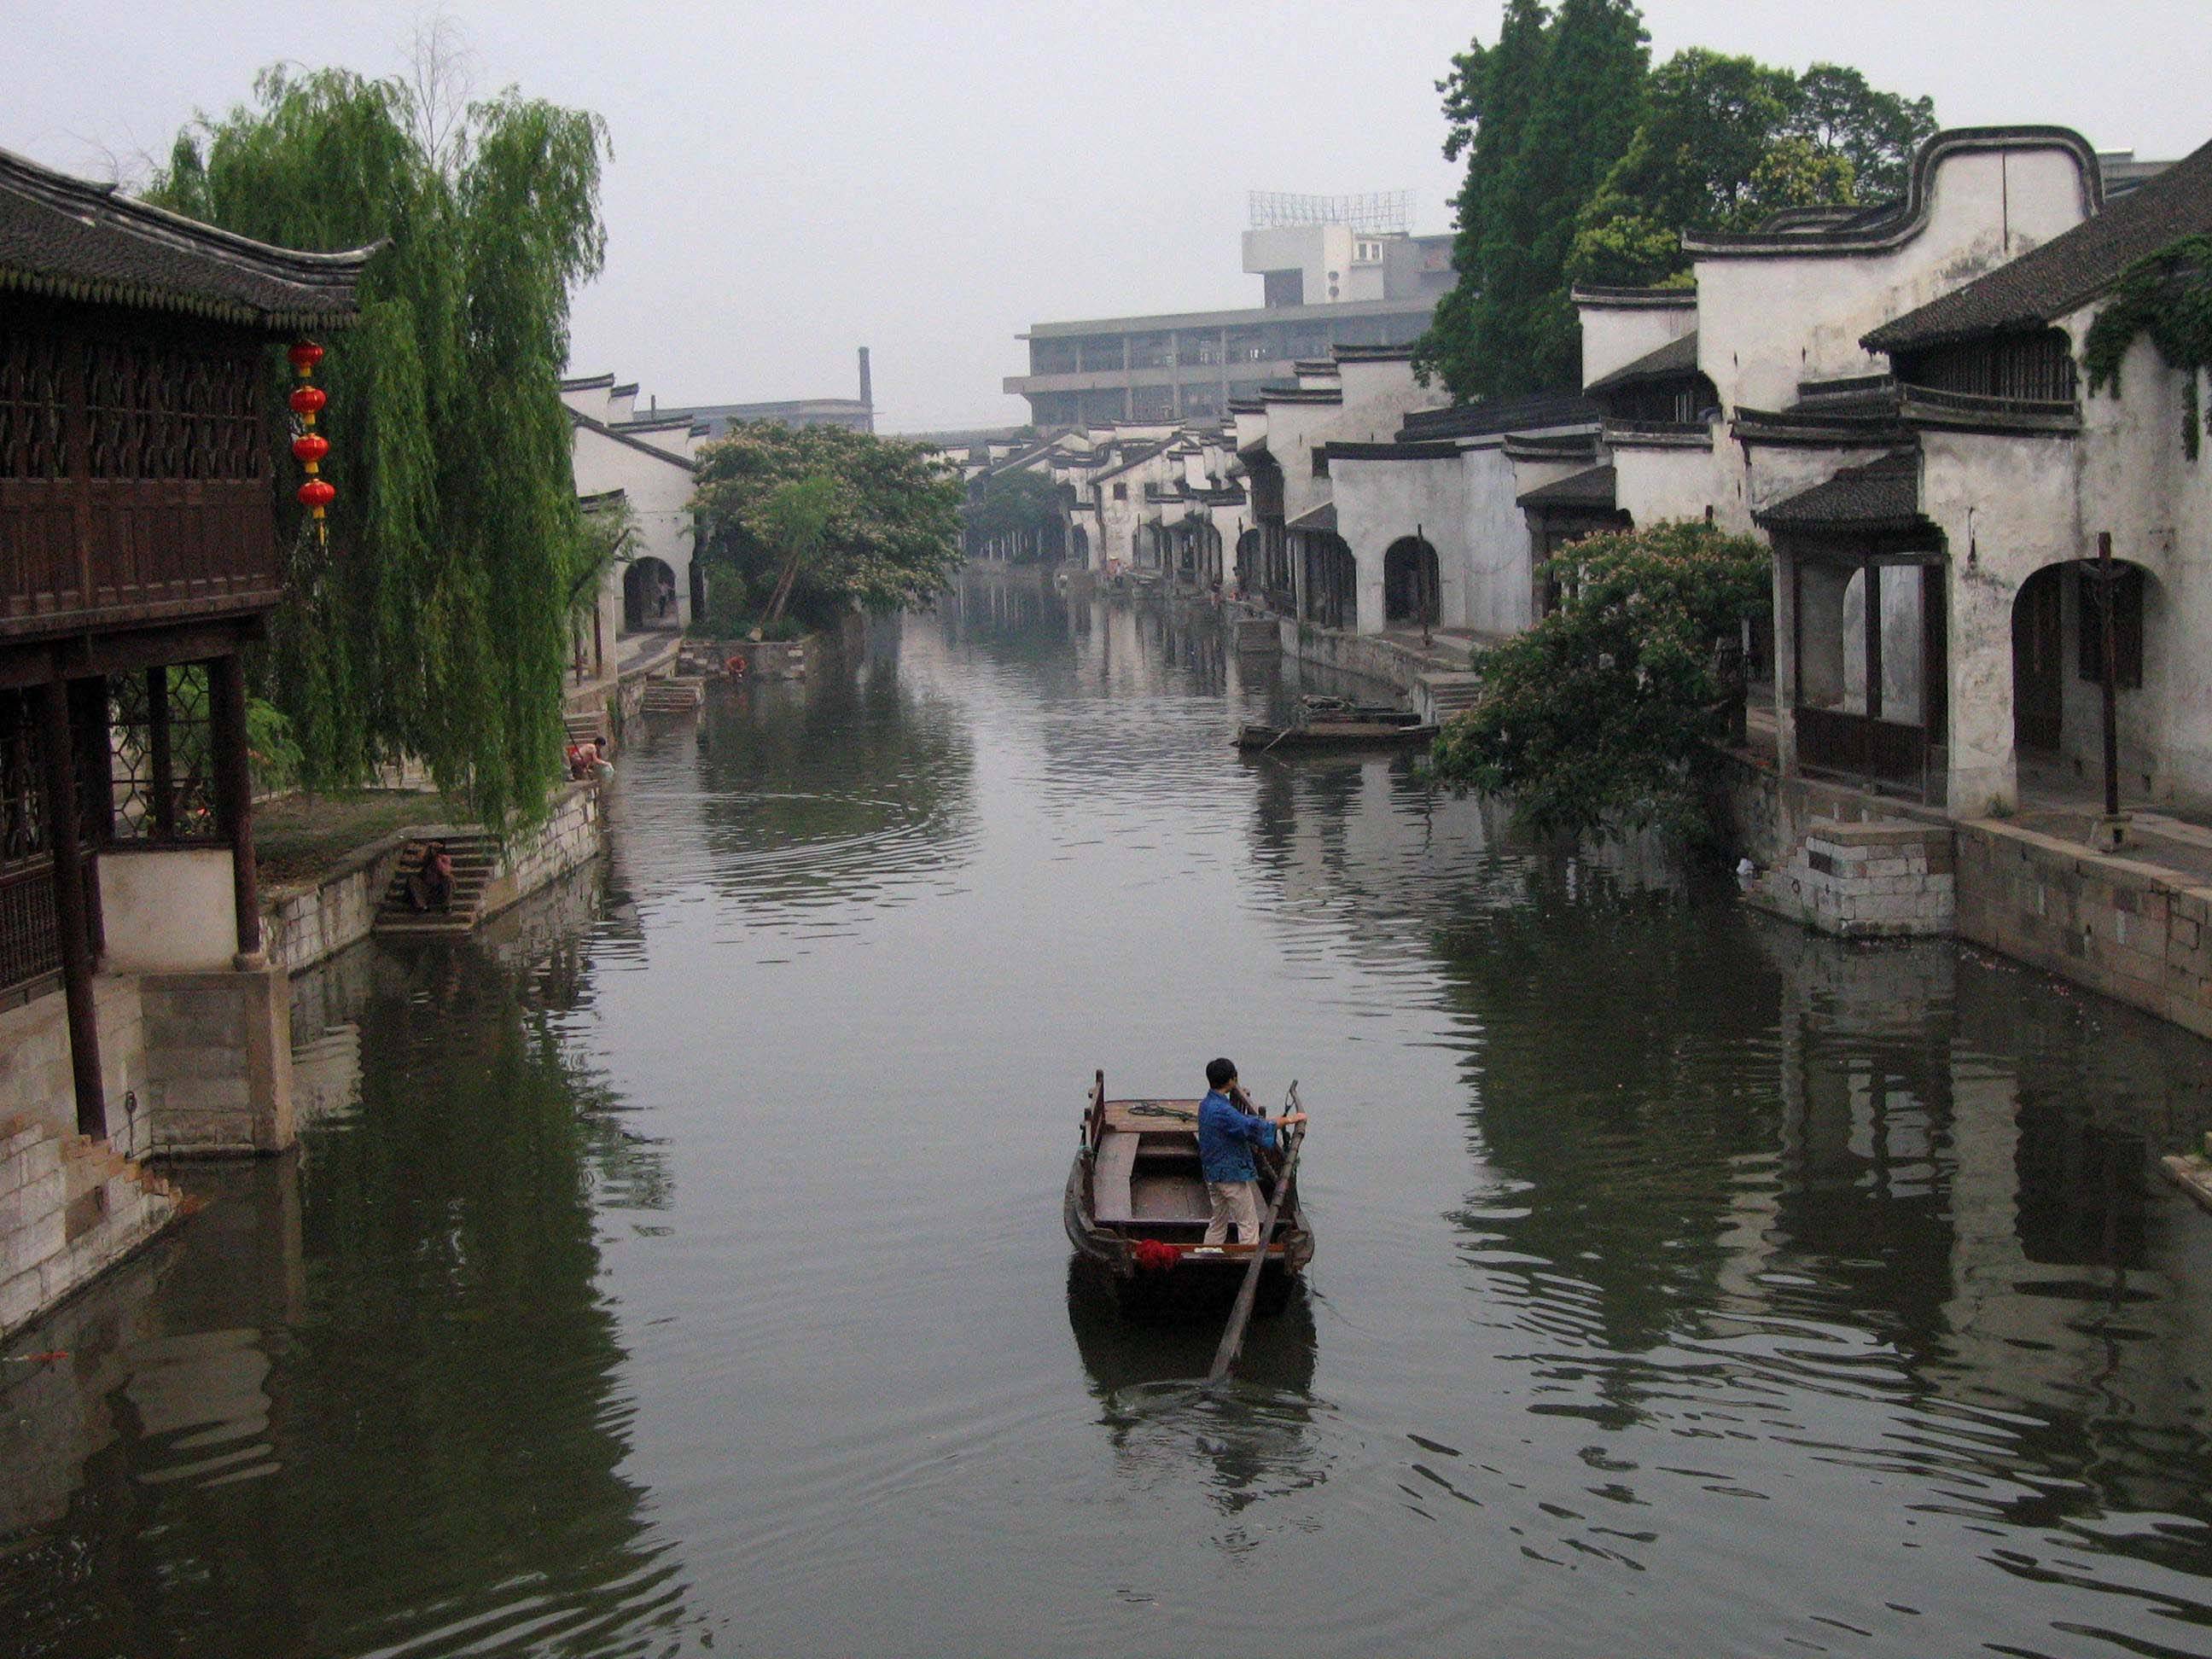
{"left": 638, "top": 676, "right": 705, "bottom": 714}
{"left": 372, "top": 833, "right": 498, "bottom": 938}
{"left": 1419, "top": 672, "right": 1483, "bottom": 723}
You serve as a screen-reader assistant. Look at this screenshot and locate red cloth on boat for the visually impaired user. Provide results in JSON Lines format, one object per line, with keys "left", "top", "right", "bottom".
{"left": 1131, "top": 1239, "right": 1181, "bottom": 1272}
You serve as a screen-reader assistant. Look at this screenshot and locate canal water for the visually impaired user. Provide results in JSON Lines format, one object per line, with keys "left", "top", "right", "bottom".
{"left": 8, "top": 576, "right": 2212, "bottom": 1659}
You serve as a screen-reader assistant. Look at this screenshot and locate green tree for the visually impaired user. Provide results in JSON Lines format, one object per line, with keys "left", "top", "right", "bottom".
{"left": 963, "top": 468, "right": 1068, "bottom": 562}
{"left": 1414, "top": 0, "right": 1551, "bottom": 399}
{"left": 1501, "top": 0, "right": 1651, "bottom": 388}
{"left": 692, "top": 423, "right": 963, "bottom": 636}
{"left": 1429, "top": 521, "right": 1770, "bottom": 841}
{"left": 1569, "top": 52, "right": 1934, "bottom": 289}
{"left": 1784, "top": 64, "right": 1936, "bottom": 202}
{"left": 151, "top": 61, "right": 608, "bottom": 835}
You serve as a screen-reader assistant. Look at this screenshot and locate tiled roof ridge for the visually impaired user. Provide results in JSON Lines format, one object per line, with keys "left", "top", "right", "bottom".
{"left": 567, "top": 407, "right": 696, "bottom": 469}
{"left": 0, "top": 144, "right": 372, "bottom": 328}
{"left": 1585, "top": 330, "right": 1701, "bottom": 394}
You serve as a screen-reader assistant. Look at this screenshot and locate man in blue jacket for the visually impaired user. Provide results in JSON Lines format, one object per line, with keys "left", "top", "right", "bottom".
{"left": 1197, "top": 1057, "right": 1306, "bottom": 1246}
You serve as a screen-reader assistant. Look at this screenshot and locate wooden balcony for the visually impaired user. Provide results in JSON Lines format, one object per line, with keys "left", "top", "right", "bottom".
{"left": 1, "top": 314, "right": 283, "bottom": 643}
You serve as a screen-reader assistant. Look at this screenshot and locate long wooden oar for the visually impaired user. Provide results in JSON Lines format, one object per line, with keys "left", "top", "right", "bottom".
{"left": 1204, "top": 1083, "right": 1304, "bottom": 1393}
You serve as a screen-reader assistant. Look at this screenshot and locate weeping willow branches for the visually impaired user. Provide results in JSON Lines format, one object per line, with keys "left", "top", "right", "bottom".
{"left": 151, "top": 61, "right": 609, "bottom": 833}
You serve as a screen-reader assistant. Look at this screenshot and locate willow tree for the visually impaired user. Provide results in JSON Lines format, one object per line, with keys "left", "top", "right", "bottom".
{"left": 151, "top": 65, "right": 608, "bottom": 833}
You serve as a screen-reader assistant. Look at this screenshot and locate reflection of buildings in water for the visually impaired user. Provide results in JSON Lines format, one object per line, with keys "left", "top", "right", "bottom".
{"left": 1064, "top": 1260, "right": 1328, "bottom": 1520}
{"left": 1744, "top": 915, "right": 2212, "bottom": 1516}
{"left": 0, "top": 1158, "right": 300, "bottom": 1538}
{"left": 2, "top": 907, "right": 698, "bottom": 1654}
{"left": 290, "top": 1020, "right": 362, "bottom": 1127}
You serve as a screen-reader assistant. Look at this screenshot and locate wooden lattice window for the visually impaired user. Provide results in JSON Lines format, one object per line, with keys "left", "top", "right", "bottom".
{"left": 0, "top": 330, "right": 70, "bottom": 479}
{"left": 106, "top": 667, "right": 220, "bottom": 844}
{"left": 0, "top": 690, "right": 59, "bottom": 995}
{"left": 84, "top": 339, "right": 265, "bottom": 481}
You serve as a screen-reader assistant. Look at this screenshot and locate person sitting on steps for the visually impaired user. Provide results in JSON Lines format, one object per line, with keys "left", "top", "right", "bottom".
{"left": 406, "top": 839, "right": 454, "bottom": 913}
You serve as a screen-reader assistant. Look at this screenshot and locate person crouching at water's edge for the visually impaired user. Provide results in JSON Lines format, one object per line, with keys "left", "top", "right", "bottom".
{"left": 1197, "top": 1057, "right": 1306, "bottom": 1245}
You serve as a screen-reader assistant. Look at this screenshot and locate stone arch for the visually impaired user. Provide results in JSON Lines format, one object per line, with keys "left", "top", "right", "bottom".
{"left": 624, "top": 555, "right": 678, "bottom": 632}
{"left": 1382, "top": 535, "right": 1441, "bottom": 627}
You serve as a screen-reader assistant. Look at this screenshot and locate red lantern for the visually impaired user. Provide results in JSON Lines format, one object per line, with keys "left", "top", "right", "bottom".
{"left": 291, "top": 433, "right": 329, "bottom": 465}
{"left": 287, "top": 341, "right": 325, "bottom": 370}
{"left": 298, "top": 479, "right": 336, "bottom": 509}
{"left": 288, "top": 385, "right": 327, "bottom": 416}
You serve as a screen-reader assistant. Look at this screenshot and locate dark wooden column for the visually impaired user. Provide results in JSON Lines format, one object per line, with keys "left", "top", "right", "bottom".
{"left": 208, "top": 653, "right": 262, "bottom": 960}
{"left": 37, "top": 678, "right": 104, "bottom": 1138}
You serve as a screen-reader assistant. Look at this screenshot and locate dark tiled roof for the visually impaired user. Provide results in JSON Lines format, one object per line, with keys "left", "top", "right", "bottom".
{"left": 1323, "top": 439, "right": 1464, "bottom": 462}
{"left": 1516, "top": 463, "right": 1616, "bottom": 509}
{"left": 1686, "top": 127, "right": 2101, "bottom": 258}
{"left": 1571, "top": 283, "right": 1697, "bottom": 309}
{"left": 0, "top": 146, "right": 369, "bottom": 331}
{"left": 568, "top": 408, "right": 695, "bottom": 470}
{"left": 1399, "top": 392, "right": 1598, "bottom": 442}
{"left": 1286, "top": 501, "right": 1336, "bottom": 533}
{"left": 1865, "top": 135, "right": 2212, "bottom": 352}
{"left": 1586, "top": 331, "right": 1700, "bottom": 393}
{"left": 1755, "top": 450, "right": 1921, "bottom": 530}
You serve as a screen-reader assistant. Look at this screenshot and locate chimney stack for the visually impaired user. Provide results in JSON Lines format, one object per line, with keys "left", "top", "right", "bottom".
{"left": 858, "top": 346, "right": 874, "bottom": 433}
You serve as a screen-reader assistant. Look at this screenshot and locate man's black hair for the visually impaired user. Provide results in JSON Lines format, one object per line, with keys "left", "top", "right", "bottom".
{"left": 1206, "top": 1057, "right": 1237, "bottom": 1091}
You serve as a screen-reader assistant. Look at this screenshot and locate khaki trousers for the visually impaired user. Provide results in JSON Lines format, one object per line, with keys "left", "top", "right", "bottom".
{"left": 1204, "top": 1179, "right": 1262, "bottom": 1245}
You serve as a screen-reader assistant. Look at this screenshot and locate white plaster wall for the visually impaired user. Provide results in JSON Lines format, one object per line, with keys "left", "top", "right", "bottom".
{"left": 571, "top": 424, "right": 697, "bottom": 628}
{"left": 1613, "top": 441, "right": 1723, "bottom": 525}
{"left": 1695, "top": 143, "right": 2095, "bottom": 415}
{"left": 1580, "top": 300, "right": 1697, "bottom": 387}
{"left": 1461, "top": 445, "right": 1542, "bottom": 637}
{"left": 1331, "top": 452, "right": 1470, "bottom": 637}
{"left": 1920, "top": 431, "right": 2083, "bottom": 812}
{"left": 2069, "top": 325, "right": 2212, "bottom": 804}
{"left": 100, "top": 848, "right": 236, "bottom": 972}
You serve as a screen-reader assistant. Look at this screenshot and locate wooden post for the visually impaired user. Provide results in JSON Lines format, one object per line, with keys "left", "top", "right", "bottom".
{"left": 147, "top": 666, "right": 175, "bottom": 841}
{"left": 37, "top": 679, "right": 104, "bottom": 1138}
{"left": 209, "top": 653, "right": 262, "bottom": 960}
{"left": 2098, "top": 531, "right": 2121, "bottom": 821}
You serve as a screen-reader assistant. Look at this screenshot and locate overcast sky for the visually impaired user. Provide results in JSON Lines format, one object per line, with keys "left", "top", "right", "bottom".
{"left": 13, "top": 3, "right": 2211, "bottom": 433}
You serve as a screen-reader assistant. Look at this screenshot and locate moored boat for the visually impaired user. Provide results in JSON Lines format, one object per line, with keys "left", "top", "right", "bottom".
{"left": 1063, "top": 1071, "right": 1313, "bottom": 1313}
{"left": 1234, "top": 719, "right": 1438, "bottom": 751}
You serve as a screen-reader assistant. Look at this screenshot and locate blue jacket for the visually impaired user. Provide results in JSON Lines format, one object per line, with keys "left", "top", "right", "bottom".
{"left": 1197, "top": 1089, "right": 1278, "bottom": 1184}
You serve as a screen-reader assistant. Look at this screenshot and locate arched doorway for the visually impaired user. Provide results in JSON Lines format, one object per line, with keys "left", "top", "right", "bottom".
{"left": 1303, "top": 533, "right": 1357, "bottom": 632}
{"left": 1069, "top": 525, "right": 1090, "bottom": 568}
{"left": 1236, "top": 528, "right": 1260, "bottom": 595}
{"left": 2012, "top": 556, "right": 2147, "bottom": 759}
{"left": 1383, "top": 536, "right": 1440, "bottom": 627}
{"left": 623, "top": 555, "right": 678, "bottom": 632}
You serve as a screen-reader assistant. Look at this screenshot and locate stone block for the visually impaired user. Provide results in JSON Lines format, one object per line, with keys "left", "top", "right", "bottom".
{"left": 0, "top": 1266, "right": 41, "bottom": 1331}
{"left": 1, "top": 1207, "right": 64, "bottom": 1281}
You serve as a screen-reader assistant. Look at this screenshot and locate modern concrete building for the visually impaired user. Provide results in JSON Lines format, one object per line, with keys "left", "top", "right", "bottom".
{"left": 1006, "top": 194, "right": 1451, "bottom": 429}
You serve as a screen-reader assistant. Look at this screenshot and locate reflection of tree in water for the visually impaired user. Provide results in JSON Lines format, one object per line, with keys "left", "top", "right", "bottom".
{"left": 0, "top": 935, "right": 696, "bottom": 1656}
{"left": 689, "top": 650, "right": 977, "bottom": 913}
{"left": 1064, "top": 1260, "right": 1329, "bottom": 1522}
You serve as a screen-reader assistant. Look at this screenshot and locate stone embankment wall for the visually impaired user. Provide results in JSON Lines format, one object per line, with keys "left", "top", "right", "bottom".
{"left": 0, "top": 1117, "right": 181, "bottom": 1338}
{"left": 1717, "top": 751, "right": 2212, "bottom": 1043}
{"left": 261, "top": 782, "right": 605, "bottom": 975}
{"left": 1954, "top": 821, "right": 2212, "bottom": 1042}
{"left": 1764, "top": 819, "right": 1956, "bottom": 937}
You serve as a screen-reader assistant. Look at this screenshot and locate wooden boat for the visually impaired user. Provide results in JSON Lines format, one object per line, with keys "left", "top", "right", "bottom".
{"left": 1063, "top": 1071, "right": 1313, "bottom": 1313}
{"left": 1300, "top": 695, "right": 1424, "bottom": 726}
{"left": 1235, "top": 718, "right": 1439, "bottom": 751}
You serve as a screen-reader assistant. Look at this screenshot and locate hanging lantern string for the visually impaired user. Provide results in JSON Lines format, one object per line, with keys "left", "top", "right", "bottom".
{"left": 288, "top": 340, "right": 332, "bottom": 545}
